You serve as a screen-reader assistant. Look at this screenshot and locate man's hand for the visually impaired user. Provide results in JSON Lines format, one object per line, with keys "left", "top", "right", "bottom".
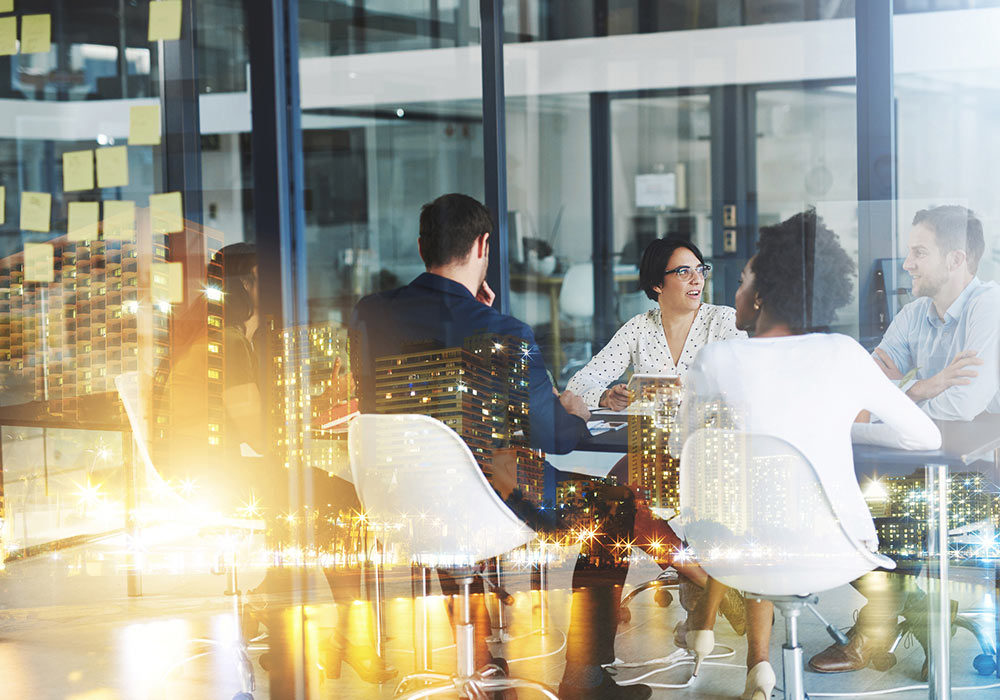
{"left": 873, "top": 348, "right": 903, "bottom": 381}
{"left": 476, "top": 280, "right": 496, "bottom": 307}
{"left": 908, "top": 350, "right": 983, "bottom": 402}
{"left": 600, "top": 383, "right": 631, "bottom": 411}
{"left": 559, "top": 389, "right": 591, "bottom": 421}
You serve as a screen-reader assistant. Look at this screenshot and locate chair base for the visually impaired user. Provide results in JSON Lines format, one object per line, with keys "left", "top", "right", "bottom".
{"left": 618, "top": 569, "right": 678, "bottom": 622}
{"left": 395, "top": 669, "right": 560, "bottom": 700}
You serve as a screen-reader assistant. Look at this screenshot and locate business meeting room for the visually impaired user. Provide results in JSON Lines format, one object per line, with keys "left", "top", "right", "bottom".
{"left": 2, "top": 1, "right": 1000, "bottom": 699}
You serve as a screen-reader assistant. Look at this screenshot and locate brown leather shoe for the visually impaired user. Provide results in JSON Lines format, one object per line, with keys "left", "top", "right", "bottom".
{"left": 808, "top": 627, "right": 882, "bottom": 673}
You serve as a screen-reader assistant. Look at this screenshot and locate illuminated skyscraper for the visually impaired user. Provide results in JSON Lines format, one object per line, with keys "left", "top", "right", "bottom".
{"left": 373, "top": 333, "right": 545, "bottom": 498}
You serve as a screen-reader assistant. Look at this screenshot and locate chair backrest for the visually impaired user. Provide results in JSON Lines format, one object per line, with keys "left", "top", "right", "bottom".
{"left": 348, "top": 414, "right": 535, "bottom": 569}
{"left": 559, "top": 263, "right": 594, "bottom": 319}
{"left": 679, "top": 428, "right": 893, "bottom": 596}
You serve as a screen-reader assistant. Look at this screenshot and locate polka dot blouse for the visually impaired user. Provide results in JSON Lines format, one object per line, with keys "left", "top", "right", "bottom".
{"left": 565, "top": 304, "right": 746, "bottom": 407}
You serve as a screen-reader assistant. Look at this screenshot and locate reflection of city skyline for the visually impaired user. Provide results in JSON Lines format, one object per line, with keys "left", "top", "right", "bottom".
{"left": 374, "top": 333, "right": 545, "bottom": 499}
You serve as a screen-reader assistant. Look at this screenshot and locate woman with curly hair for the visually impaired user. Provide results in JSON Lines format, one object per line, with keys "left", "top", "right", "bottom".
{"left": 680, "top": 211, "right": 940, "bottom": 699}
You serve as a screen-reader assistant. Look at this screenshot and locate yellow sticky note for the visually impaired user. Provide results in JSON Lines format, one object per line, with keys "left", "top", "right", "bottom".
{"left": 153, "top": 262, "right": 184, "bottom": 303}
{"left": 96, "top": 146, "right": 129, "bottom": 189}
{"left": 103, "top": 200, "right": 136, "bottom": 240}
{"left": 68, "top": 201, "right": 100, "bottom": 241}
{"left": 148, "top": 1, "right": 182, "bottom": 42}
{"left": 20, "top": 14, "right": 50, "bottom": 55}
{"left": 24, "top": 243, "right": 54, "bottom": 283}
{"left": 0, "top": 17, "right": 16, "bottom": 57}
{"left": 149, "top": 192, "right": 184, "bottom": 234}
{"left": 129, "top": 104, "right": 161, "bottom": 146}
{"left": 20, "top": 191, "right": 51, "bottom": 232}
{"left": 0, "top": 1, "right": 13, "bottom": 13}
{"left": 0, "top": 185, "right": 5, "bottom": 224}
{"left": 63, "top": 150, "right": 95, "bottom": 192}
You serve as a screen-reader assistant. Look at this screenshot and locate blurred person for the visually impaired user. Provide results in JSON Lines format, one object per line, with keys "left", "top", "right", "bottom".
{"left": 872, "top": 205, "right": 1000, "bottom": 421}
{"left": 678, "top": 211, "right": 940, "bottom": 698}
{"left": 214, "top": 243, "right": 397, "bottom": 687}
{"left": 565, "top": 236, "right": 748, "bottom": 642}
{"left": 350, "top": 193, "right": 652, "bottom": 700}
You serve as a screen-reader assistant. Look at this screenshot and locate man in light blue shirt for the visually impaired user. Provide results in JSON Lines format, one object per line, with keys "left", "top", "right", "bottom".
{"left": 873, "top": 205, "right": 1000, "bottom": 422}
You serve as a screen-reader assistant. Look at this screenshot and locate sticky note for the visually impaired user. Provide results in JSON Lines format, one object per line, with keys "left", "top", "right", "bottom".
{"left": 0, "top": 185, "right": 5, "bottom": 224}
{"left": 129, "top": 104, "right": 161, "bottom": 146}
{"left": 0, "top": 17, "right": 16, "bottom": 56}
{"left": 148, "top": 1, "right": 182, "bottom": 42}
{"left": 103, "top": 200, "right": 136, "bottom": 240}
{"left": 0, "top": 1, "right": 13, "bottom": 13}
{"left": 20, "top": 191, "right": 51, "bottom": 232}
{"left": 153, "top": 262, "right": 184, "bottom": 303}
{"left": 68, "top": 201, "right": 100, "bottom": 241}
{"left": 149, "top": 192, "right": 184, "bottom": 234}
{"left": 62, "top": 150, "right": 95, "bottom": 192}
{"left": 96, "top": 146, "right": 129, "bottom": 188}
{"left": 20, "top": 14, "right": 50, "bottom": 55}
{"left": 24, "top": 243, "right": 54, "bottom": 283}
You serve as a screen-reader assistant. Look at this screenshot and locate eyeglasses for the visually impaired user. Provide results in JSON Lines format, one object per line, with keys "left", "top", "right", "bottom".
{"left": 664, "top": 263, "right": 712, "bottom": 281}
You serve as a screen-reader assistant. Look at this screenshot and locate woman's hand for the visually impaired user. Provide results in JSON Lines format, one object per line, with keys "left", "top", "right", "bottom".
{"left": 600, "top": 383, "right": 631, "bottom": 411}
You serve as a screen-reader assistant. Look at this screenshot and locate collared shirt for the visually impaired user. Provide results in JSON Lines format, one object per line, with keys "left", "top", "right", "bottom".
{"left": 566, "top": 304, "right": 745, "bottom": 408}
{"left": 876, "top": 277, "right": 1000, "bottom": 421}
{"left": 349, "top": 272, "right": 589, "bottom": 455}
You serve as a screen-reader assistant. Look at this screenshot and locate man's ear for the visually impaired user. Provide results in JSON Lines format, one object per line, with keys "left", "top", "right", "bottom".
{"left": 477, "top": 232, "right": 490, "bottom": 259}
{"left": 948, "top": 249, "right": 968, "bottom": 272}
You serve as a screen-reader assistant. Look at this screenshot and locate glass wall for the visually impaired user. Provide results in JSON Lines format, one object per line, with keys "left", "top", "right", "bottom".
{"left": 1, "top": 2, "right": 999, "bottom": 700}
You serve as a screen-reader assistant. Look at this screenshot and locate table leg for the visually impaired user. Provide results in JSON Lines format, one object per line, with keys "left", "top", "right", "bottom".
{"left": 549, "top": 286, "right": 562, "bottom": 378}
{"left": 926, "top": 463, "right": 951, "bottom": 700}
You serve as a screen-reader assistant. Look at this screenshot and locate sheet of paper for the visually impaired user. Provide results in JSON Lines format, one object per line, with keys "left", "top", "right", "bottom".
{"left": 67, "top": 201, "right": 99, "bottom": 241}
{"left": 96, "top": 146, "right": 129, "bottom": 188}
{"left": 149, "top": 191, "right": 183, "bottom": 233}
{"left": 24, "top": 243, "right": 54, "bottom": 283}
{"left": 103, "top": 200, "right": 135, "bottom": 240}
{"left": 0, "top": 1, "right": 14, "bottom": 13}
{"left": 153, "top": 261, "right": 184, "bottom": 303}
{"left": 20, "top": 14, "right": 50, "bottom": 55}
{"left": 20, "top": 191, "right": 51, "bottom": 232}
{"left": 129, "top": 104, "right": 161, "bottom": 146}
{"left": 0, "top": 185, "right": 5, "bottom": 224}
{"left": 62, "top": 150, "right": 95, "bottom": 192}
{"left": 148, "top": 1, "right": 182, "bottom": 42}
{"left": 0, "top": 17, "right": 16, "bottom": 56}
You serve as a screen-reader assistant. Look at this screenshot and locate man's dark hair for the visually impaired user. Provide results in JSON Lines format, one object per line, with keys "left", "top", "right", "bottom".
{"left": 912, "top": 205, "right": 985, "bottom": 274}
{"left": 638, "top": 236, "right": 706, "bottom": 301}
{"left": 752, "top": 209, "right": 855, "bottom": 331}
{"left": 211, "top": 242, "right": 256, "bottom": 328}
{"left": 418, "top": 193, "right": 493, "bottom": 268}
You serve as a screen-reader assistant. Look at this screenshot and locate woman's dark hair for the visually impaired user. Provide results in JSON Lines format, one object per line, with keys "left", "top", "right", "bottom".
{"left": 639, "top": 236, "right": 705, "bottom": 301}
{"left": 752, "top": 209, "right": 855, "bottom": 331}
{"left": 211, "top": 242, "right": 256, "bottom": 328}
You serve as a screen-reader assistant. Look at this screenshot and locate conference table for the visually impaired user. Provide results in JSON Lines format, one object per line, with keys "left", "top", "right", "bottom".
{"left": 580, "top": 411, "right": 1000, "bottom": 700}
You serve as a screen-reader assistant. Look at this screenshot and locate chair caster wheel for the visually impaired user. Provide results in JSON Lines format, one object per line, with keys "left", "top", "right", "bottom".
{"left": 654, "top": 589, "right": 673, "bottom": 608}
{"left": 617, "top": 607, "right": 631, "bottom": 623}
{"left": 233, "top": 693, "right": 254, "bottom": 700}
{"left": 870, "top": 651, "right": 897, "bottom": 672}
{"left": 973, "top": 653, "right": 997, "bottom": 676}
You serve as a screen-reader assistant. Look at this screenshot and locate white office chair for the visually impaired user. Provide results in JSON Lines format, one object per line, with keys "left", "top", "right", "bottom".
{"left": 558, "top": 263, "right": 595, "bottom": 382}
{"left": 348, "top": 413, "right": 559, "bottom": 700}
{"left": 679, "top": 428, "right": 895, "bottom": 700}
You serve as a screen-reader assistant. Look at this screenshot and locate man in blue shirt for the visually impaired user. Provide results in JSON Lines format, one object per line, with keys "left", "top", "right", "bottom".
{"left": 350, "top": 194, "right": 651, "bottom": 700}
{"left": 872, "top": 205, "right": 1000, "bottom": 421}
{"left": 810, "top": 205, "right": 1000, "bottom": 676}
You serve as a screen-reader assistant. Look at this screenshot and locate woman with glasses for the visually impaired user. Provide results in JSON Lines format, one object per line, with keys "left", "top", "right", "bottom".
{"left": 565, "top": 236, "right": 747, "bottom": 642}
{"left": 566, "top": 236, "right": 743, "bottom": 409}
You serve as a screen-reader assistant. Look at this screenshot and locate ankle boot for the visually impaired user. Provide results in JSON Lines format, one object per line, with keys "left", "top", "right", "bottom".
{"left": 809, "top": 592, "right": 904, "bottom": 674}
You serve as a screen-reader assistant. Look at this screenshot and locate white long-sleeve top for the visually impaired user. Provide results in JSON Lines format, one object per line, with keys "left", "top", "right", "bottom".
{"left": 683, "top": 333, "right": 942, "bottom": 546}
{"left": 566, "top": 304, "right": 745, "bottom": 407}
